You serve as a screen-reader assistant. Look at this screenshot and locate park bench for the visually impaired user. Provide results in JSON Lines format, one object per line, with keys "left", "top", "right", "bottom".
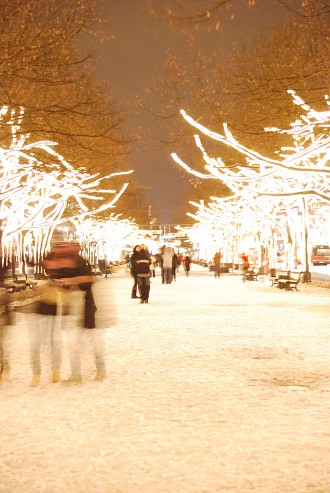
{"left": 3, "top": 273, "right": 38, "bottom": 293}
{"left": 271, "top": 270, "right": 303, "bottom": 291}
{"left": 243, "top": 267, "right": 260, "bottom": 282}
{"left": 3, "top": 273, "right": 27, "bottom": 293}
{"left": 26, "top": 277, "right": 38, "bottom": 289}
{"left": 209, "top": 264, "right": 230, "bottom": 274}
{"left": 269, "top": 268, "right": 278, "bottom": 287}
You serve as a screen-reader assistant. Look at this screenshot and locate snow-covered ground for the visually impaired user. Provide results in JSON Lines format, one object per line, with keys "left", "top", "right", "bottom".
{"left": 1, "top": 265, "right": 329, "bottom": 493}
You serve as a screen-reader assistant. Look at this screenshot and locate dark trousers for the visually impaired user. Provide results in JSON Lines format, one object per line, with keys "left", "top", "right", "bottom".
{"left": 131, "top": 274, "right": 138, "bottom": 298}
{"left": 137, "top": 277, "right": 150, "bottom": 301}
{"left": 171, "top": 267, "right": 176, "bottom": 281}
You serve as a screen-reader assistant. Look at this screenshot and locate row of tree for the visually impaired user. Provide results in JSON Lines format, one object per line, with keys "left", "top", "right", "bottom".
{"left": 145, "top": 0, "right": 329, "bottom": 222}
{"left": 0, "top": 0, "right": 153, "bottom": 277}
{"left": 173, "top": 91, "right": 330, "bottom": 275}
{"left": 0, "top": 107, "right": 134, "bottom": 276}
{"left": 0, "top": 0, "right": 150, "bottom": 225}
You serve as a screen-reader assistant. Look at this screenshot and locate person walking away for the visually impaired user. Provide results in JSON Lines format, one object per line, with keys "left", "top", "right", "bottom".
{"left": 241, "top": 253, "right": 250, "bottom": 282}
{"left": 159, "top": 246, "right": 165, "bottom": 284}
{"left": 150, "top": 253, "right": 156, "bottom": 278}
{"left": 213, "top": 251, "right": 221, "bottom": 279}
{"left": 183, "top": 255, "right": 191, "bottom": 276}
{"left": 130, "top": 245, "right": 140, "bottom": 299}
{"left": 162, "top": 246, "right": 174, "bottom": 284}
{"left": 172, "top": 251, "right": 178, "bottom": 281}
{"left": 134, "top": 244, "right": 151, "bottom": 303}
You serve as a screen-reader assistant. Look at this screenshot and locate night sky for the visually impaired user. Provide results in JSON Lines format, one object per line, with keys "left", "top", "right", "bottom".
{"left": 84, "top": 0, "right": 286, "bottom": 224}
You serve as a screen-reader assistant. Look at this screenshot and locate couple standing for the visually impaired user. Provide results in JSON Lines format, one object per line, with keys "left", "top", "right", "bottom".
{"left": 130, "top": 244, "right": 151, "bottom": 304}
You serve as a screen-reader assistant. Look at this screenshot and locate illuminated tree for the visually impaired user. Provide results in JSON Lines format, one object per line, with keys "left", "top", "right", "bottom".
{"left": 171, "top": 92, "right": 330, "bottom": 275}
{"left": 147, "top": 0, "right": 329, "bottom": 188}
{"left": 0, "top": 107, "right": 133, "bottom": 277}
{"left": 74, "top": 215, "right": 139, "bottom": 267}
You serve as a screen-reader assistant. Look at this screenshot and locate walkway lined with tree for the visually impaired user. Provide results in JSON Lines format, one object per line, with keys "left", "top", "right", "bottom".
{"left": 1, "top": 266, "right": 329, "bottom": 492}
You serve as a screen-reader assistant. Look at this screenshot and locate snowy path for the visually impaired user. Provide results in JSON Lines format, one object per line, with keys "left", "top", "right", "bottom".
{"left": 1, "top": 266, "right": 329, "bottom": 493}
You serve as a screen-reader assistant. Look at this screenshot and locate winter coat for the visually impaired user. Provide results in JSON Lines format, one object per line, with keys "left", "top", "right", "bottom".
{"left": 134, "top": 249, "right": 151, "bottom": 277}
{"left": 183, "top": 256, "right": 191, "bottom": 271}
{"left": 162, "top": 247, "right": 174, "bottom": 269}
{"left": 37, "top": 254, "right": 96, "bottom": 328}
{"left": 130, "top": 247, "right": 140, "bottom": 277}
{"left": 213, "top": 252, "right": 221, "bottom": 265}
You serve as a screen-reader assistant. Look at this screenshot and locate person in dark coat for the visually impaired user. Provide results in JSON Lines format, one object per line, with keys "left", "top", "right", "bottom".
{"left": 213, "top": 251, "right": 221, "bottom": 279}
{"left": 183, "top": 255, "right": 191, "bottom": 276}
{"left": 133, "top": 244, "right": 151, "bottom": 303}
{"left": 130, "top": 245, "right": 141, "bottom": 299}
{"left": 172, "top": 251, "right": 178, "bottom": 282}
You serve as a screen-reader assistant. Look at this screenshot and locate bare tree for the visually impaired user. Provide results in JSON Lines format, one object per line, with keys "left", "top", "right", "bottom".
{"left": 0, "top": 0, "right": 130, "bottom": 174}
{"left": 145, "top": 0, "right": 330, "bottom": 28}
{"left": 146, "top": 0, "right": 329, "bottom": 176}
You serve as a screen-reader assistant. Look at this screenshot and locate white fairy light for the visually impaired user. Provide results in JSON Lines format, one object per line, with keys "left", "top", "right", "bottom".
{"left": 172, "top": 92, "right": 330, "bottom": 269}
{"left": 0, "top": 107, "right": 133, "bottom": 269}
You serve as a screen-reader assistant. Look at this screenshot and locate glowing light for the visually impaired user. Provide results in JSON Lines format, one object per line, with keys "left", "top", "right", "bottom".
{"left": 172, "top": 92, "right": 330, "bottom": 271}
{"left": 0, "top": 107, "right": 133, "bottom": 272}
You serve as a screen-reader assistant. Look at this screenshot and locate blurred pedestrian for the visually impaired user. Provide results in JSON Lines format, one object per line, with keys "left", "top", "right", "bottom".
{"left": 159, "top": 246, "right": 165, "bottom": 284}
{"left": 30, "top": 242, "right": 105, "bottom": 386}
{"left": 172, "top": 250, "right": 178, "bottom": 281}
{"left": 183, "top": 255, "right": 191, "bottom": 276}
{"left": 162, "top": 246, "right": 174, "bottom": 284}
{"left": 130, "top": 245, "right": 141, "bottom": 299}
{"left": 241, "top": 253, "right": 250, "bottom": 282}
{"left": 56, "top": 243, "right": 105, "bottom": 384}
{"left": 29, "top": 243, "right": 72, "bottom": 386}
{"left": 150, "top": 252, "right": 156, "bottom": 278}
{"left": 213, "top": 251, "right": 221, "bottom": 279}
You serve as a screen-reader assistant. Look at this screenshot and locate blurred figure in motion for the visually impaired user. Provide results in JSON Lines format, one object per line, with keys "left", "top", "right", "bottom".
{"left": 183, "top": 255, "right": 191, "bottom": 276}
{"left": 0, "top": 259, "right": 12, "bottom": 384}
{"left": 172, "top": 250, "right": 178, "bottom": 282}
{"left": 150, "top": 252, "right": 156, "bottom": 278}
{"left": 130, "top": 245, "right": 141, "bottom": 299}
{"left": 162, "top": 246, "right": 174, "bottom": 284}
{"left": 213, "top": 251, "right": 222, "bottom": 279}
{"left": 30, "top": 242, "right": 106, "bottom": 386}
{"left": 54, "top": 243, "right": 106, "bottom": 384}
{"left": 240, "top": 253, "right": 250, "bottom": 282}
{"left": 134, "top": 244, "right": 151, "bottom": 303}
{"left": 29, "top": 242, "right": 75, "bottom": 386}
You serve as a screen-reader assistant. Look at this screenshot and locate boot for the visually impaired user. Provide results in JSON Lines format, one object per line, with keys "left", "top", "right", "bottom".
{"left": 131, "top": 288, "right": 138, "bottom": 299}
{"left": 51, "top": 370, "right": 61, "bottom": 383}
{"left": 2, "top": 361, "right": 10, "bottom": 379}
{"left": 30, "top": 374, "right": 41, "bottom": 387}
{"left": 62, "top": 374, "right": 82, "bottom": 384}
{"left": 94, "top": 370, "right": 106, "bottom": 381}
